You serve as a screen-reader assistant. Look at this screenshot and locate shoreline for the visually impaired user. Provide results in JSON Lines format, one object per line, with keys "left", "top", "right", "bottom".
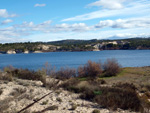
{"left": 1, "top": 49, "right": 150, "bottom": 55}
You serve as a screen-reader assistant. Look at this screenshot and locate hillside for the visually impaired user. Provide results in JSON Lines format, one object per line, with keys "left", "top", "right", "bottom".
{"left": 0, "top": 37, "right": 150, "bottom": 54}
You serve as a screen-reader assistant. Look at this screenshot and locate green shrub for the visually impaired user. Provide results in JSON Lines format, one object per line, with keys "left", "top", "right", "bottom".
{"left": 56, "top": 97, "right": 62, "bottom": 102}
{"left": 78, "top": 60, "right": 102, "bottom": 78}
{"left": 47, "top": 105, "right": 58, "bottom": 110}
{"left": 41, "top": 100, "right": 49, "bottom": 105}
{"left": 103, "top": 58, "right": 121, "bottom": 77}
{"left": 92, "top": 109, "right": 100, "bottom": 113}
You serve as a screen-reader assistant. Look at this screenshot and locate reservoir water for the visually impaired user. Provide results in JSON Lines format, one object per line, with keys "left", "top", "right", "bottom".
{"left": 0, "top": 50, "right": 150, "bottom": 70}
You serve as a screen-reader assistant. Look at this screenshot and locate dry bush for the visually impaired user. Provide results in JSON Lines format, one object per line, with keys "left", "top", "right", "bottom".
{"left": 142, "top": 84, "right": 150, "bottom": 92}
{"left": 88, "top": 78, "right": 106, "bottom": 85}
{"left": 60, "top": 78, "right": 80, "bottom": 92}
{"left": 0, "top": 71, "right": 13, "bottom": 81}
{"left": 79, "top": 82, "right": 143, "bottom": 112}
{"left": 70, "top": 103, "right": 77, "bottom": 110}
{"left": 103, "top": 58, "right": 121, "bottom": 77}
{"left": 10, "top": 87, "right": 27, "bottom": 97}
{"left": 55, "top": 67, "right": 76, "bottom": 80}
{"left": 0, "top": 89, "right": 3, "bottom": 95}
{"left": 81, "top": 86, "right": 141, "bottom": 112}
{"left": 0, "top": 97, "right": 13, "bottom": 112}
{"left": 78, "top": 60, "right": 102, "bottom": 78}
{"left": 46, "top": 105, "right": 58, "bottom": 110}
{"left": 62, "top": 79, "right": 99, "bottom": 96}
{"left": 61, "top": 77, "right": 143, "bottom": 111}
{"left": 93, "top": 87, "right": 141, "bottom": 111}
{"left": 12, "top": 69, "right": 46, "bottom": 86}
{"left": 44, "top": 62, "right": 56, "bottom": 76}
{"left": 3, "top": 65, "right": 15, "bottom": 72}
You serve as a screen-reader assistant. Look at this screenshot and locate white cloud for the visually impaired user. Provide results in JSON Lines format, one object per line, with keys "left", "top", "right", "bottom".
{"left": 53, "top": 23, "right": 91, "bottom": 32}
{"left": 0, "top": 9, "right": 17, "bottom": 18}
{"left": 34, "top": 4, "right": 46, "bottom": 7}
{"left": 62, "top": 0, "right": 150, "bottom": 22}
{"left": 95, "top": 17, "right": 150, "bottom": 29}
{"left": 87, "top": 0, "right": 126, "bottom": 10}
{"left": 26, "top": 28, "right": 150, "bottom": 42}
{"left": 13, "top": 21, "right": 91, "bottom": 33}
{"left": 0, "top": 35, "right": 27, "bottom": 43}
{"left": 1, "top": 19, "right": 13, "bottom": 25}
{"left": 1, "top": 17, "right": 150, "bottom": 43}
{"left": 108, "top": 33, "right": 150, "bottom": 39}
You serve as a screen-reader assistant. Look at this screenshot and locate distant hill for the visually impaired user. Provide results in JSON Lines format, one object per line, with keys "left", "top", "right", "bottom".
{"left": 47, "top": 39, "right": 100, "bottom": 46}
{"left": 1, "top": 37, "right": 150, "bottom": 54}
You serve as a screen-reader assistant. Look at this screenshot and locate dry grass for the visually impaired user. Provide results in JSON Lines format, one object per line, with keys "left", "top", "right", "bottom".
{"left": 103, "top": 66, "right": 150, "bottom": 92}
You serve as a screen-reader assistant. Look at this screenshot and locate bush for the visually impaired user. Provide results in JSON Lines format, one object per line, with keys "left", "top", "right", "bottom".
{"left": 103, "top": 58, "right": 121, "bottom": 77}
{"left": 0, "top": 97, "right": 13, "bottom": 112}
{"left": 114, "top": 82, "right": 137, "bottom": 91}
{"left": 44, "top": 62, "right": 56, "bottom": 76}
{"left": 92, "top": 109, "right": 100, "bottom": 113}
{"left": 10, "top": 88, "right": 27, "bottom": 97}
{"left": 56, "top": 97, "right": 62, "bottom": 102}
{"left": 94, "top": 87, "right": 141, "bottom": 111}
{"left": 0, "top": 89, "right": 3, "bottom": 95}
{"left": 3, "top": 65, "right": 15, "bottom": 73}
{"left": 55, "top": 67, "right": 76, "bottom": 80}
{"left": 0, "top": 71, "right": 13, "bottom": 81}
{"left": 47, "top": 105, "right": 58, "bottom": 110}
{"left": 78, "top": 60, "right": 102, "bottom": 78}
{"left": 12, "top": 69, "right": 46, "bottom": 86}
{"left": 70, "top": 103, "right": 77, "bottom": 110}
{"left": 89, "top": 79, "right": 106, "bottom": 85}
{"left": 60, "top": 78, "right": 80, "bottom": 92}
{"left": 80, "top": 83, "right": 142, "bottom": 112}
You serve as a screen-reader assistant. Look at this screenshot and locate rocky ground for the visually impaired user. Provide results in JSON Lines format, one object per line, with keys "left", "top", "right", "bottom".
{"left": 0, "top": 77, "right": 138, "bottom": 113}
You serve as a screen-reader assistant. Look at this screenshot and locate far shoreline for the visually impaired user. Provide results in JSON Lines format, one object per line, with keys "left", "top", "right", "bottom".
{"left": 1, "top": 49, "right": 150, "bottom": 55}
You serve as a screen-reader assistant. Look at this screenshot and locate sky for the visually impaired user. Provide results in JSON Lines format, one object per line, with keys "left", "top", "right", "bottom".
{"left": 0, "top": 0, "right": 150, "bottom": 43}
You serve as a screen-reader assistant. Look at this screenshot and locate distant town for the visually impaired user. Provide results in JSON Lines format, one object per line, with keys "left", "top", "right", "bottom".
{"left": 0, "top": 37, "right": 150, "bottom": 54}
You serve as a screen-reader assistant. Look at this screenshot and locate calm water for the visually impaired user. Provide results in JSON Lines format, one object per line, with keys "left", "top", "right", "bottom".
{"left": 0, "top": 50, "right": 150, "bottom": 70}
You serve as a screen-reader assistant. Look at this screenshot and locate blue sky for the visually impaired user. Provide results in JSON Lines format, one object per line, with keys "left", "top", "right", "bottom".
{"left": 0, "top": 0, "right": 150, "bottom": 43}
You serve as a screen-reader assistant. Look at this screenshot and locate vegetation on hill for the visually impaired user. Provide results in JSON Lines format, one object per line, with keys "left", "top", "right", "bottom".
{"left": 0, "top": 42, "right": 44, "bottom": 53}
{"left": 0, "top": 37, "right": 150, "bottom": 53}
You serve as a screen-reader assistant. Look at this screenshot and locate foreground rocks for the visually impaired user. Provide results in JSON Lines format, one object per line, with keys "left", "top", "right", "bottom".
{"left": 0, "top": 78, "right": 138, "bottom": 113}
